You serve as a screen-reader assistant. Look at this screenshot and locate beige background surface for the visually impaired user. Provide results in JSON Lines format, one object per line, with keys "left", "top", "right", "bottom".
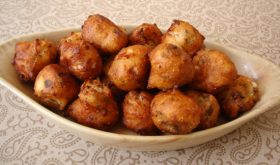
{"left": 1, "top": 0, "right": 280, "bottom": 164}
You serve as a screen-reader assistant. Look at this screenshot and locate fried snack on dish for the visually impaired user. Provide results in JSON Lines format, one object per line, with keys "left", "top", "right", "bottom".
{"left": 151, "top": 89, "right": 202, "bottom": 134}
{"left": 217, "top": 75, "right": 260, "bottom": 119}
{"left": 82, "top": 14, "right": 128, "bottom": 55}
{"left": 67, "top": 79, "right": 119, "bottom": 130}
{"left": 108, "top": 45, "right": 150, "bottom": 91}
{"left": 191, "top": 49, "right": 238, "bottom": 94}
{"left": 184, "top": 90, "right": 220, "bottom": 129}
{"left": 34, "top": 64, "right": 80, "bottom": 111}
{"left": 59, "top": 32, "right": 102, "bottom": 80}
{"left": 13, "top": 39, "right": 57, "bottom": 82}
{"left": 78, "top": 79, "right": 117, "bottom": 109}
{"left": 148, "top": 43, "right": 195, "bottom": 90}
{"left": 162, "top": 20, "right": 204, "bottom": 57}
{"left": 122, "top": 91, "right": 157, "bottom": 135}
{"left": 128, "top": 23, "right": 162, "bottom": 47}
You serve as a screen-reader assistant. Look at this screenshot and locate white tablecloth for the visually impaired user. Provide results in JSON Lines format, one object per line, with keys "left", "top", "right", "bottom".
{"left": 1, "top": 0, "right": 280, "bottom": 164}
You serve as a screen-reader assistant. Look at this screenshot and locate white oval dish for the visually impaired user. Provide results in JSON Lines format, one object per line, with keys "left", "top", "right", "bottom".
{"left": 1, "top": 27, "right": 280, "bottom": 151}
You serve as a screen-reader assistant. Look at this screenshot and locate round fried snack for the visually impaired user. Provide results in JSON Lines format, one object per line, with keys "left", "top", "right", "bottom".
{"left": 59, "top": 32, "right": 102, "bottom": 80}
{"left": 122, "top": 91, "right": 157, "bottom": 135}
{"left": 67, "top": 98, "right": 118, "bottom": 130}
{"left": 34, "top": 64, "right": 80, "bottom": 111}
{"left": 67, "top": 79, "right": 119, "bottom": 130}
{"left": 13, "top": 39, "right": 57, "bottom": 82}
{"left": 162, "top": 20, "right": 204, "bottom": 57}
{"left": 184, "top": 90, "right": 220, "bottom": 129}
{"left": 82, "top": 14, "right": 128, "bottom": 55}
{"left": 128, "top": 23, "right": 162, "bottom": 47}
{"left": 191, "top": 49, "right": 238, "bottom": 94}
{"left": 217, "top": 75, "right": 260, "bottom": 119}
{"left": 147, "top": 43, "right": 195, "bottom": 90}
{"left": 78, "top": 79, "right": 115, "bottom": 108}
{"left": 151, "top": 89, "right": 202, "bottom": 134}
{"left": 108, "top": 45, "right": 150, "bottom": 91}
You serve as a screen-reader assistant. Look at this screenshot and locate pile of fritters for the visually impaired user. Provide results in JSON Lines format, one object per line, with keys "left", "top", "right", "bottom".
{"left": 13, "top": 14, "right": 260, "bottom": 135}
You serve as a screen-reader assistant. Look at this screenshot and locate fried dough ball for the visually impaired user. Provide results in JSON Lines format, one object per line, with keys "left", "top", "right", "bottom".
{"left": 191, "top": 49, "right": 238, "bottom": 94}
{"left": 162, "top": 20, "right": 204, "bottom": 57}
{"left": 108, "top": 45, "right": 150, "bottom": 91}
{"left": 151, "top": 89, "right": 202, "bottom": 134}
{"left": 34, "top": 64, "right": 80, "bottom": 111}
{"left": 13, "top": 39, "right": 57, "bottom": 82}
{"left": 78, "top": 79, "right": 116, "bottom": 108}
{"left": 122, "top": 91, "right": 157, "bottom": 135}
{"left": 217, "top": 75, "right": 260, "bottom": 119}
{"left": 184, "top": 90, "right": 220, "bottom": 129}
{"left": 128, "top": 23, "right": 162, "bottom": 47}
{"left": 67, "top": 79, "right": 119, "bottom": 130}
{"left": 148, "top": 43, "right": 195, "bottom": 90}
{"left": 67, "top": 98, "right": 118, "bottom": 130}
{"left": 82, "top": 14, "right": 128, "bottom": 55}
{"left": 59, "top": 32, "right": 102, "bottom": 80}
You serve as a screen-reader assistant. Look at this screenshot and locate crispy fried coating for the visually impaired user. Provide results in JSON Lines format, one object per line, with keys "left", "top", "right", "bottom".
{"left": 128, "top": 23, "right": 162, "bottom": 47}
{"left": 68, "top": 79, "right": 119, "bottom": 130}
{"left": 67, "top": 98, "right": 118, "bottom": 130}
{"left": 162, "top": 20, "right": 204, "bottom": 56}
{"left": 34, "top": 64, "right": 80, "bottom": 111}
{"left": 191, "top": 49, "right": 238, "bottom": 94}
{"left": 59, "top": 32, "right": 102, "bottom": 80}
{"left": 122, "top": 91, "right": 157, "bottom": 135}
{"left": 82, "top": 14, "right": 128, "bottom": 55}
{"left": 184, "top": 90, "right": 220, "bottom": 129}
{"left": 217, "top": 75, "right": 260, "bottom": 119}
{"left": 13, "top": 39, "right": 57, "bottom": 82}
{"left": 148, "top": 43, "right": 195, "bottom": 90}
{"left": 108, "top": 45, "right": 150, "bottom": 91}
{"left": 151, "top": 89, "right": 202, "bottom": 134}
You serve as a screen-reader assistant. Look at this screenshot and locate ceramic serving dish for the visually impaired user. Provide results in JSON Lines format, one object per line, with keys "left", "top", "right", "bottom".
{"left": 1, "top": 27, "right": 280, "bottom": 151}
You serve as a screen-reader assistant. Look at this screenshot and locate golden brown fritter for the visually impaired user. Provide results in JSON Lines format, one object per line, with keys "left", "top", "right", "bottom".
{"left": 148, "top": 43, "right": 195, "bottom": 90}
{"left": 162, "top": 20, "right": 204, "bottom": 57}
{"left": 67, "top": 98, "right": 118, "bottom": 130}
{"left": 151, "top": 89, "right": 202, "bottom": 134}
{"left": 217, "top": 75, "right": 260, "bottom": 119}
{"left": 79, "top": 79, "right": 114, "bottom": 107}
{"left": 128, "top": 23, "right": 162, "bottom": 47}
{"left": 122, "top": 91, "right": 157, "bottom": 135}
{"left": 184, "top": 90, "right": 220, "bottom": 129}
{"left": 191, "top": 49, "right": 238, "bottom": 94}
{"left": 59, "top": 32, "right": 102, "bottom": 80}
{"left": 108, "top": 45, "right": 150, "bottom": 91}
{"left": 67, "top": 79, "right": 119, "bottom": 130}
{"left": 34, "top": 64, "right": 80, "bottom": 111}
{"left": 13, "top": 39, "right": 57, "bottom": 82}
{"left": 82, "top": 14, "right": 128, "bottom": 55}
